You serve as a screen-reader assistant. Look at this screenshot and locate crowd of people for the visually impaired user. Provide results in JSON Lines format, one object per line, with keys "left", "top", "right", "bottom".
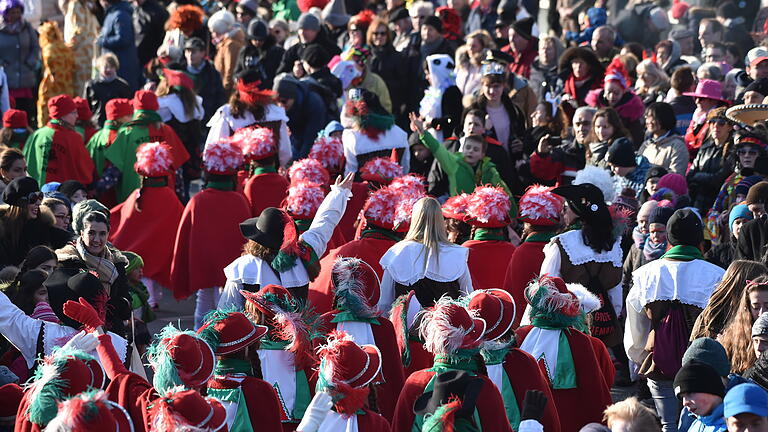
{"left": 2, "top": 0, "right": 768, "bottom": 430}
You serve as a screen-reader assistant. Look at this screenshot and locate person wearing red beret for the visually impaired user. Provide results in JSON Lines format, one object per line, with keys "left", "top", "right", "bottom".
{"left": 85, "top": 98, "right": 133, "bottom": 207}
{"left": 73, "top": 96, "right": 97, "bottom": 143}
{"left": 101, "top": 90, "right": 190, "bottom": 203}
{"left": 23, "top": 94, "right": 95, "bottom": 185}
{"left": 0, "top": 109, "right": 31, "bottom": 149}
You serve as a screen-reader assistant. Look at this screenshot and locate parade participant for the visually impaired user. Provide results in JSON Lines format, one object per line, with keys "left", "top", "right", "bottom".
{"left": 308, "top": 184, "right": 406, "bottom": 314}
{"left": 379, "top": 196, "right": 469, "bottom": 312}
{"left": 503, "top": 185, "right": 563, "bottom": 327}
{"left": 85, "top": 98, "right": 134, "bottom": 189}
{"left": 308, "top": 330, "right": 392, "bottom": 431}
{"left": 23, "top": 95, "right": 94, "bottom": 185}
{"left": 206, "top": 70, "right": 292, "bottom": 168}
{"left": 14, "top": 346, "right": 107, "bottom": 431}
{"left": 359, "top": 150, "right": 403, "bottom": 187}
{"left": 102, "top": 90, "right": 190, "bottom": 203}
{"left": 288, "top": 158, "right": 331, "bottom": 186}
{"left": 391, "top": 296, "right": 512, "bottom": 432}
{"left": 284, "top": 181, "right": 327, "bottom": 233}
{"left": 197, "top": 310, "right": 283, "bottom": 432}
{"left": 0, "top": 177, "right": 70, "bottom": 266}
{"left": 516, "top": 276, "right": 613, "bottom": 432}
{"left": 316, "top": 257, "right": 405, "bottom": 421}
{"left": 625, "top": 209, "right": 725, "bottom": 431}
{"left": 467, "top": 288, "right": 561, "bottom": 432}
{"left": 442, "top": 193, "right": 472, "bottom": 245}
{"left": 342, "top": 88, "right": 409, "bottom": 176}
{"left": 44, "top": 389, "right": 134, "bottom": 432}
{"left": 239, "top": 285, "right": 319, "bottom": 430}
{"left": 170, "top": 139, "right": 251, "bottom": 329}
{"left": 0, "top": 109, "right": 31, "bottom": 149}
{"left": 73, "top": 97, "right": 97, "bottom": 144}
{"left": 217, "top": 172, "right": 353, "bottom": 309}
{"left": 237, "top": 126, "right": 290, "bottom": 216}
{"left": 462, "top": 186, "right": 516, "bottom": 290}
{"left": 109, "top": 142, "right": 184, "bottom": 291}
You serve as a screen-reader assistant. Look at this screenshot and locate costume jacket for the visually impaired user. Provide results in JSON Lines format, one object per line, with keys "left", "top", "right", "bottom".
{"left": 503, "top": 234, "right": 555, "bottom": 328}
{"left": 23, "top": 121, "right": 94, "bottom": 185}
{"left": 243, "top": 167, "right": 289, "bottom": 216}
{"left": 462, "top": 238, "right": 516, "bottom": 291}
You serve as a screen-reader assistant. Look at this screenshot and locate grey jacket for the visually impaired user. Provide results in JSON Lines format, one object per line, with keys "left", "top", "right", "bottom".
{"left": 0, "top": 22, "right": 39, "bottom": 90}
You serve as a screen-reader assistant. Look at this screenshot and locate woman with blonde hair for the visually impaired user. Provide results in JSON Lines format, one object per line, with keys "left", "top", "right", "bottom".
{"left": 691, "top": 260, "right": 767, "bottom": 340}
{"left": 635, "top": 60, "right": 671, "bottom": 106}
{"left": 455, "top": 30, "right": 495, "bottom": 96}
{"left": 719, "top": 276, "right": 768, "bottom": 373}
{"left": 603, "top": 397, "right": 661, "bottom": 432}
{"left": 379, "top": 196, "right": 472, "bottom": 312}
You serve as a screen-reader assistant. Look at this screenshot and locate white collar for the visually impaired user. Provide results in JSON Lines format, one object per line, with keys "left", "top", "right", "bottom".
{"left": 554, "top": 230, "right": 623, "bottom": 267}
{"left": 380, "top": 240, "right": 469, "bottom": 286}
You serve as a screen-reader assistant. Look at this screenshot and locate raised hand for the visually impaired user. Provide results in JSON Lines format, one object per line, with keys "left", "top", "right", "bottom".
{"left": 63, "top": 297, "right": 104, "bottom": 333}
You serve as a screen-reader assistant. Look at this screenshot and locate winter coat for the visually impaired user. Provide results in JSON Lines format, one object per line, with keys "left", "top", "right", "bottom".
{"left": 286, "top": 81, "right": 329, "bottom": 159}
{"left": 370, "top": 44, "right": 409, "bottom": 119}
{"left": 234, "top": 36, "right": 284, "bottom": 89}
{"left": 187, "top": 60, "right": 226, "bottom": 123}
{"left": 359, "top": 69, "right": 392, "bottom": 114}
{"left": 83, "top": 77, "right": 134, "bottom": 127}
{"left": 669, "top": 94, "right": 695, "bottom": 135}
{"left": 705, "top": 237, "right": 737, "bottom": 270}
{"left": 0, "top": 208, "right": 70, "bottom": 267}
{"left": 98, "top": 1, "right": 140, "bottom": 90}
{"left": 529, "top": 60, "right": 560, "bottom": 100}
{"left": 679, "top": 403, "right": 727, "bottom": 432}
{"left": 637, "top": 133, "right": 689, "bottom": 175}
{"left": 615, "top": 3, "right": 665, "bottom": 48}
{"left": 464, "top": 6, "right": 497, "bottom": 34}
{"left": 214, "top": 28, "right": 246, "bottom": 95}
{"left": 276, "top": 32, "right": 341, "bottom": 75}
{"left": 0, "top": 21, "right": 38, "bottom": 90}
{"left": 585, "top": 89, "right": 645, "bottom": 144}
{"left": 688, "top": 138, "right": 733, "bottom": 212}
{"left": 530, "top": 139, "right": 587, "bottom": 185}
{"left": 133, "top": 0, "right": 169, "bottom": 67}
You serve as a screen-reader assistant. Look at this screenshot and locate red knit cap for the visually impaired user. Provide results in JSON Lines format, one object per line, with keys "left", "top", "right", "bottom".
{"left": 48, "top": 94, "right": 77, "bottom": 120}
{"left": 2, "top": 109, "right": 27, "bottom": 128}
{"left": 133, "top": 90, "right": 160, "bottom": 111}
{"left": 105, "top": 98, "right": 134, "bottom": 121}
{"left": 73, "top": 97, "right": 93, "bottom": 121}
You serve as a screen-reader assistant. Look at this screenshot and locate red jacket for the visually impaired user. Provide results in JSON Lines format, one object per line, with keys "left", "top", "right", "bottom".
{"left": 462, "top": 239, "right": 516, "bottom": 290}
{"left": 502, "top": 348, "right": 561, "bottom": 432}
{"left": 244, "top": 171, "right": 290, "bottom": 217}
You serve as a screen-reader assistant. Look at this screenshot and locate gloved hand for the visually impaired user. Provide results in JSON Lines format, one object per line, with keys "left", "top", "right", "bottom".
{"left": 63, "top": 297, "right": 104, "bottom": 332}
{"left": 520, "top": 389, "right": 548, "bottom": 421}
{"left": 296, "top": 391, "right": 333, "bottom": 432}
{"left": 62, "top": 331, "right": 99, "bottom": 352}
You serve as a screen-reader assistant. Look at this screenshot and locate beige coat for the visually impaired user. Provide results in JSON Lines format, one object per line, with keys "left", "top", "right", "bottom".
{"left": 214, "top": 28, "right": 245, "bottom": 96}
{"left": 637, "top": 134, "right": 689, "bottom": 175}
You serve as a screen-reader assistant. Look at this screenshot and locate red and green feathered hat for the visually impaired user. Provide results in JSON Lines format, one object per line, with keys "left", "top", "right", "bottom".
{"left": 518, "top": 184, "right": 564, "bottom": 226}
{"left": 134, "top": 141, "right": 174, "bottom": 177}
{"left": 419, "top": 297, "right": 486, "bottom": 357}
{"left": 309, "top": 136, "right": 345, "bottom": 174}
{"left": 45, "top": 390, "right": 134, "bottom": 431}
{"left": 465, "top": 186, "right": 512, "bottom": 228}
{"left": 360, "top": 149, "right": 403, "bottom": 184}
{"left": 203, "top": 140, "right": 244, "bottom": 175}
{"left": 288, "top": 158, "right": 330, "bottom": 186}
{"left": 148, "top": 387, "right": 227, "bottom": 432}
{"left": 525, "top": 275, "right": 582, "bottom": 328}
{"left": 283, "top": 181, "right": 326, "bottom": 220}
{"left": 232, "top": 126, "right": 276, "bottom": 162}
{"left": 147, "top": 325, "right": 216, "bottom": 393}
{"left": 331, "top": 256, "right": 381, "bottom": 320}
{"left": 197, "top": 309, "right": 268, "bottom": 355}
{"left": 442, "top": 193, "right": 472, "bottom": 221}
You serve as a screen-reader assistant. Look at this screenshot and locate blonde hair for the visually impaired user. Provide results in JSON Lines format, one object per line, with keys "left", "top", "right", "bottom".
{"left": 603, "top": 397, "right": 660, "bottom": 432}
{"left": 636, "top": 59, "right": 670, "bottom": 93}
{"left": 404, "top": 197, "right": 449, "bottom": 264}
{"left": 96, "top": 52, "right": 120, "bottom": 71}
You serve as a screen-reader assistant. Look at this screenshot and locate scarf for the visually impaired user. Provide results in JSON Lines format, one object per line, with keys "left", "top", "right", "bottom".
{"left": 661, "top": 245, "right": 703, "bottom": 261}
{"left": 473, "top": 228, "right": 506, "bottom": 241}
{"left": 75, "top": 238, "right": 119, "bottom": 290}
{"left": 632, "top": 226, "right": 648, "bottom": 249}
{"left": 643, "top": 239, "right": 667, "bottom": 261}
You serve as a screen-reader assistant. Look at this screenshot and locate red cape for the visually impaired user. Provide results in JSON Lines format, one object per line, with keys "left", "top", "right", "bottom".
{"left": 391, "top": 368, "right": 512, "bottom": 432}
{"left": 46, "top": 123, "right": 95, "bottom": 185}
{"left": 14, "top": 392, "right": 43, "bottom": 432}
{"left": 462, "top": 239, "right": 516, "bottom": 290}
{"left": 334, "top": 181, "right": 369, "bottom": 243}
{"left": 244, "top": 172, "right": 290, "bottom": 217}
{"left": 516, "top": 326, "right": 613, "bottom": 432}
{"left": 503, "top": 241, "right": 547, "bottom": 328}
{"left": 503, "top": 348, "right": 561, "bottom": 432}
{"left": 170, "top": 189, "right": 251, "bottom": 299}
{"left": 318, "top": 313, "right": 406, "bottom": 422}
{"left": 109, "top": 185, "right": 183, "bottom": 288}
{"left": 354, "top": 409, "right": 391, "bottom": 431}
{"left": 207, "top": 375, "right": 282, "bottom": 432}
{"left": 590, "top": 335, "right": 616, "bottom": 389}
{"left": 308, "top": 236, "right": 397, "bottom": 315}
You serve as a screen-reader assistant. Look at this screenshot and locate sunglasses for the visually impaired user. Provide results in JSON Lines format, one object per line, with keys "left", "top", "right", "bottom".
{"left": 25, "top": 191, "right": 43, "bottom": 203}
{"left": 372, "top": 31, "right": 388, "bottom": 36}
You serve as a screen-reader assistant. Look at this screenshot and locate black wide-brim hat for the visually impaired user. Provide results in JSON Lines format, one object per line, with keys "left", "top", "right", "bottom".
{"left": 239, "top": 207, "right": 287, "bottom": 250}
{"left": 413, "top": 370, "right": 484, "bottom": 419}
{"left": 551, "top": 183, "right": 608, "bottom": 222}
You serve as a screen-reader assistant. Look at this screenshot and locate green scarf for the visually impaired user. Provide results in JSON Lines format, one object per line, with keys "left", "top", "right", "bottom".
{"left": 259, "top": 339, "right": 289, "bottom": 350}
{"left": 204, "top": 179, "right": 236, "bottom": 191}
{"left": 480, "top": 347, "right": 521, "bottom": 431}
{"left": 294, "top": 218, "right": 312, "bottom": 233}
{"left": 472, "top": 228, "right": 507, "bottom": 241}
{"left": 330, "top": 311, "right": 380, "bottom": 325}
{"left": 252, "top": 166, "right": 277, "bottom": 176}
{"left": 430, "top": 355, "right": 480, "bottom": 374}
{"left": 130, "top": 109, "right": 163, "bottom": 125}
{"left": 528, "top": 324, "right": 577, "bottom": 389}
{"left": 208, "top": 358, "right": 257, "bottom": 432}
{"left": 86, "top": 121, "right": 120, "bottom": 175}
{"left": 103, "top": 120, "right": 154, "bottom": 201}
{"left": 258, "top": 339, "right": 310, "bottom": 421}
{"left": 214, "top": 357, "right": 254, "bottom": 376}
{"left": 524, "top": 231, "right": 557, "bottom": 243}
{"left": 661, "top": 245, "right": 703, "bottom": 261}
{"left": 361, "top": 227, "right": 402, "bottom": 242}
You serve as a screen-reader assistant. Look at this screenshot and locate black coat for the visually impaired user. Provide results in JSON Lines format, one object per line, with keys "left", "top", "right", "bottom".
{"left": 133, "top": 0, "right": 168, "bottom": 67}
{"left": 737, "top": 215, "right": 768, "bottom": 263}
{"left": 234, "top": 37, "right": 285, "bottom": 89}
{"left": 687, "top": 138, "right": 733, "bottom": 212}
{"left": 370, "top": 44, "right": 410, "bottom": 120}
{"left": 187, "top": 61, "right": 226, "bottom": 123}
{"left": 276, "top": 32, "right": 341, "bottom": 75}
{"left": 0, "top": 217, "right": 70, "bottom": 267}
{"left": 83, "top": 77, "right": 133, "bottom": 127}
{"left": 706, "top": 238, "right": 737, "bottom": 270}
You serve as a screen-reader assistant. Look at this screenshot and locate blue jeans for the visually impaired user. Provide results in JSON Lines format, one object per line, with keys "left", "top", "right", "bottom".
{"left": 647, "top": 378, "right": 681, "bottom": 432}
{"left": 195, "top": 287, "right": 221, "bottom": 329}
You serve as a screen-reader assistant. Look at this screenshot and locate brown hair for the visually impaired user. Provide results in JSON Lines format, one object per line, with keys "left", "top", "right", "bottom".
{"left": 692, "top": 260, "right": 768, "bottom": 340}
{"left": 671, "top": 67, "right": 695, "bottom": 93}
{"left": 464, "top": 134, "right": 487, "bottom": 153}
{"left": 586, "top": 108, "right": 628, "bottom": 159}
{"left": 156, "top": 78, "right": 199, "bottom": 119}
{"left": 365, "top": 17, "right": 391, "bottom": 46}
{"left": 228, "top": 90, "right": 268, "bottom": 121}
{"left": 0, "top": 147, "right": 24, "bottom": 178}
{"left": 720, "top": 274, "right": 768, "bottom": 373}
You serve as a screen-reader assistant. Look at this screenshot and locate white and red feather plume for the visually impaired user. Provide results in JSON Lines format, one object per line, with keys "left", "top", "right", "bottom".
{"left": 232, "top": 126, "right": 276, "bottom": 161}
{"left": 518, "top": 184, "right": 564, "bottom": 226}
{"left": 134, "top": 141, "right": 173, "bottom": 177}
{"left": 418, "top": 296, "right": 482, "bottom": 356}
{"left": 363, "top": 186, "right": 400, "bottom": 229}
{"left": 309, "top": 136, "right": 345, "bottom": 172}
{"left": 465, "top": 186, "right": 511, "bottom": 228}
{"left": 288, "top": 158, "right": 331, "bottom": 186}
{"left": 389, "top": 174, "right": 427, "bottom": 200}
{"left": 360, "top": 157, "right": 403, "bottom": 184}
{"left": 283, "top": 181, "right": 326, "bottom": 220}
{"left": 442, "top": 193, "right": 472, "bottom": 220}
{"left": 203, "top": 140, "right": 244, "bottom": 175}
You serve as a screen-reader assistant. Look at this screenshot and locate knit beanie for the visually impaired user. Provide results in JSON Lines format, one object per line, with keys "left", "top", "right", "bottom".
{"left": 71, "top": 199, "right": 109, "bottom": 235}
{"left": 2, "top": 109, "right": 27, "bottom": 128}
{"left": 322, "top": 0, "right": 349, "bottom": 28}
{"left": 753, "top": 312, "right": 768, "bottom": 337}
{"left": 301, "top": 44, "right": 330, "bottom": 69}
{"left": 273, "top": 76, "right": 300, "bottom": 101}
{"left": 746, "top": 181, "right": 768, "bottom": 205}
{"left": 645, "top": 165, "right": 668, "bottom": 183}
{"left": 666, "top": 208, "right": 703, "bottom": 246}
{"left": 682, "top": 337, "right": 731, "bottom": 377}
{"left": 734, "top": 175, "right": 763, "bottom": 197}
{"left": 657, "top": 173, "right": 688, "bottom": 196}
{"left": 48, "top": 95, "right": 77, "bottom": 120}
{"left": 729, "top": 204, "right": 753, "bottom": 232}
{"left": 298, "top": 12, "right": 321, "bottom": 31}
{"left": 673, "top": 362, "right": 726, "bottom": 398}
{"left": 649, "top": 206, "right": 675, "bottom": 226}
{"left": 606, "top": 138, "right": 636, "bottom": 168}
{"left": 423, "top": 15, "right": 443, "bottom": 33}
{"left": 208, "top": 9, "right": 235, "bottom": 35}
{"left": 638, "top": 200, "right": 658, "bottom": 221}
{"left": 123, "top": 251, "right": 145, "bottom": 275}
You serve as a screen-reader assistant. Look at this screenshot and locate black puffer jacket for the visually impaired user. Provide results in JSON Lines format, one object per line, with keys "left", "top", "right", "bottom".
{"left": 370, "top": 43, "right": 410, "bottom": 120}
{"left": 687, "top": 138, "right": 733, "bottom": 212}
{"left": 234, "top": 36, "right": 285, "bottom": 89}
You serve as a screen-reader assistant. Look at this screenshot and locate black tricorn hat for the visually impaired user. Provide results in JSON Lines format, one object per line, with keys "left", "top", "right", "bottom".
{"left": 551, "top": 183, "right": 607, "bottom": 219}
{"left": 413, "top": 370, "right": 484, "bottom": 420}
{"left": 239, "top": 208, "right": 288, "bottom": 250}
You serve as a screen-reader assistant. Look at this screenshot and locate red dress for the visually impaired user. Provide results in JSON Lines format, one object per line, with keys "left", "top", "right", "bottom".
{"left": 308, "top": 234, "right": 397, "bottom": 315}
{"left": 462, "top": 239, "right": 516, "bottom": 290}
{"left": 170, "top": 188, "right": 251, "bottom": 299}
{"left": 244, "top": 171, "right": 290, "bottom": 216}
{"left": 516, "top": 326, "right": 613, "bottom": 432}
{"left": 318, "top": 312, "right": 405, "bottom": 422}
{"left": 503, "top": 238, "right": 551, "bottom": 328}
{"left": 109, "top": 183, "right": 183, "bottom": 288}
